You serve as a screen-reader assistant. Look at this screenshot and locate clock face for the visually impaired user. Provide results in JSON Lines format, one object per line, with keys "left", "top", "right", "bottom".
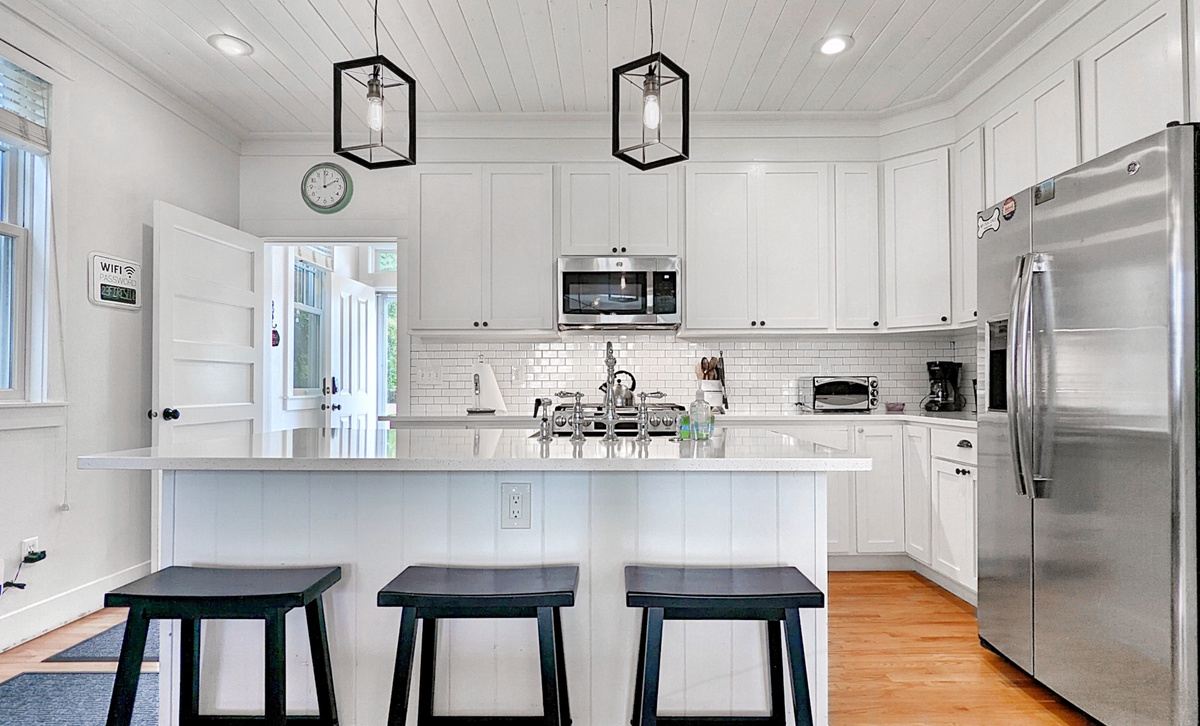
{"left": 302, "top": 163, "right": 353, "bottom": 213}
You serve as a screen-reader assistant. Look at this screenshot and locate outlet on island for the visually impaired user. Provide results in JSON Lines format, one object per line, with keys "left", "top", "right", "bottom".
{"left": 500, "top": 482, "right": 532, "bottom": 530}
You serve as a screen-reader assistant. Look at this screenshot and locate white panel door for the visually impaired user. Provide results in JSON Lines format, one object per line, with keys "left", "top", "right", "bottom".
{"left": 932, "top": 458, "right": 977, "bottom": 588}
{"left": 327, "top": 274, "right": 377, "bottom": 429}
{"left": 903, "top": 425, "right": 932, "bottom": 565}
{"left": 411, "top": 166, "right": 482, "bottom": 330}
{"left": 153, "top": 201, "right": 266, "bottom": 447}
{"left": 1080, "top": 1, "right": 1184, "bottom": 160}
{"left": 685, "top": 165, "right": 756, "bottom": 331}
{"left": 853, "top": 425, "right": 905, "bottom": 553}
{"left": 620, "top": 166, "right": 679, "bottom": 255}
{"left": 1032, "top": 65, "right": 1080, "bottom": 181}
{"left": 985, "top": 103, "right": 1035, "bottom": 207}
{"left": 833, "top": 163, "right": 880, "bottom": 330}
{"left": 952, "top": 130, "right": 984, "bottom": 326}
{"left": 757, "top": 164, "right": 830, "bottom": 329}
{"left": 883, "top": 149, "right": 952, "bottom": 329}
{"left": 560, "top": 164, "right": 619, "bottom": 255}
{"left": 483, "top": 165, "right": 554, "bottom": 330}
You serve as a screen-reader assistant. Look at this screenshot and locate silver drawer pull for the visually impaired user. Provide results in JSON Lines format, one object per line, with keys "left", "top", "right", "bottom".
{"left": 957, "top": 439, "right": 973, "bottom": 449}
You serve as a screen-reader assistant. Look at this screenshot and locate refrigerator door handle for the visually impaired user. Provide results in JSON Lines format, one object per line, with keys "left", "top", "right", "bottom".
{"left": 1007, "top": 254, "right": 1032, "bottom": 497}
{"left": 1028, "top": 253, "right": 1055, "bottom": 495}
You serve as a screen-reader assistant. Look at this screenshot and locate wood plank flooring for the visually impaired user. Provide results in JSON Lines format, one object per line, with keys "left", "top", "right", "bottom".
{"left": 0, "top": 572, "right": 1094, "bottom": 724}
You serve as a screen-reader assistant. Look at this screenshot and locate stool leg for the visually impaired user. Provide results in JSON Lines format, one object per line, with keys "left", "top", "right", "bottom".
{"left": 264, "top": 608, "right": 287, "bottom": 726}
{"left": 179, "top": 619, "right": 201, "bottom": 726}
{"left": 552, "top": 608, "right": 571, "bottom": 726}
{"left": 783, "top": 609, "right": 814, "bottom": 726}
{"left": 767, "top": 620, "right": 785, "bottom": 725}
{"left": 537, "top": 607, "right": 562, "bottom": 726}
{"left": 305, "top": 597, "right": 339, "bottom": 725}
{"left": 387, "top": 608, "right": 419, "bottom": 726}
{"left": 638, "top": 607, "right": 665, "bottom": 726}
{"left": 417, "top": 618, "right": 438, "bottom": 725}
{"left": 630, "top": 609, "right": 649, "bottom": 726}
{"left": 105, "top": 605, "right": 150, "bottom": 726}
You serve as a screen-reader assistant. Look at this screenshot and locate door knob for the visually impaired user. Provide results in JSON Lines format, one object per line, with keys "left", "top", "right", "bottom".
{"left": 332, "top": 404, "right": 342, "bottom": 411}
{"left": 162, "top": 408, "right": 181, "bottom": 421}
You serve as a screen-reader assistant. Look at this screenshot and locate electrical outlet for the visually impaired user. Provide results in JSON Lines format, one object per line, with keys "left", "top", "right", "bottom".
{"left": 21, "top": 537, "right": 38, "bottom": 560}
{"left": 416, "top": 363, "right": 442, "bottom": 386}
{"left": 500, "top": 482, "right": 531, "bottom": 530}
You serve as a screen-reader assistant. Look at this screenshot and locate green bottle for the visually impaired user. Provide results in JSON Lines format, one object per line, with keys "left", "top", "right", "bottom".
{"left": 679, "top": 414, "right": 691, "bottom": 440}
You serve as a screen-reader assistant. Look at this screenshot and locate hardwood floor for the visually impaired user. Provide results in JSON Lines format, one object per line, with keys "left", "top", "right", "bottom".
{"left": 0, "top": 573, "right": 1094, "bottom": 724}
{"left": 829, "top": 571, "right": 1095, "bottom": 724}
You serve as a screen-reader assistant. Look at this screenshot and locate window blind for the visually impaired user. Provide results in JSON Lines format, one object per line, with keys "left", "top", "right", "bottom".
{"left": 0, "top": 57, "right": 50, "bottom": 154}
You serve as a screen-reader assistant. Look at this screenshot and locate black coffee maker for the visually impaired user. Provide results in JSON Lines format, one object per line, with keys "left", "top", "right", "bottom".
{"left": 924, "top": 360, "right": 965, "bottom": 412}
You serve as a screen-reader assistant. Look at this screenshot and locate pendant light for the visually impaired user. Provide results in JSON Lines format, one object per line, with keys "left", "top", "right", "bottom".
{"left": 612, "top": 0, "right": 689, "bottom": 170}
{"left": 333, "top": 0, "right": 416, "bottom": 169}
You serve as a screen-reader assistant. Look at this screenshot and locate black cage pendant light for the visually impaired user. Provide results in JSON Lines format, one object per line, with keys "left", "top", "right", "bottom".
{"left": 612, "top": 0, "right": 689, "bottom": 170}
{"left": 333, "top": 0, "right": 416, "bottom": 169}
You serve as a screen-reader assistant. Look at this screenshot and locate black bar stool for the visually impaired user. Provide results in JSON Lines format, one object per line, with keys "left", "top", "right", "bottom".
{"left": 625, "top": 565, "right": 824, "bottom": 726}
{"left": 377, "top": 565, "right": 579, "bottom": 726}
{"left": 103, "top": 565, "right": 342, "bottom": 726}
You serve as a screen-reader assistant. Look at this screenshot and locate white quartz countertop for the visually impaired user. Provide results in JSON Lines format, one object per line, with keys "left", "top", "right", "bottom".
{"left": 78, "top": 427, "right": 872, "bottom": 473}
{"left": 382, "top": 410, "right": 978, "bottom": 430}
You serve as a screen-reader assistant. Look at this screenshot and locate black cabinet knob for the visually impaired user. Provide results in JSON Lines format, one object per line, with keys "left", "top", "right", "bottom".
{"left": 621, "top": 247, "right": 627, "bottom": 253}
{"left": 474, "top": 321, "right": 480, "bottom": 327}
{"left": 750, "top": 321, "right": 757, "bottom": 327}
{"left": 955, "top": 468, "right": 963, "bottom": 475}
{"left": 612, "top": 247, "right": 618, "bottom": 253}
{"left": 162, "top": 408, "right": 181, "bottom": 421}
{"left": 973, "top": 310, "right": 977, "bottom": 317}
{"left": 147, "top": 409, "right": 158, "bottom": 420}
{"left": 873, "top": 321, "right": 879, "bottom": 327}
{"left": 941, "top": 316, "right": 948, "bottom": 322}
{"left": 482, "top": 321, "right": 489, "bottom": 327}
{"left": 759, "top": 320, "right": 766, "bottom": 327}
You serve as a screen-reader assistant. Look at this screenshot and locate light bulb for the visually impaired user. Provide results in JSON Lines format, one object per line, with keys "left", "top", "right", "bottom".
{"left": 642, "top": 73, "right": 661, "bottom": 131}
{"left": 366, "top": 74, "right": 385, "bottom": 132}
{"left": 818, "top": 35, "right": 854, "bottom": 55}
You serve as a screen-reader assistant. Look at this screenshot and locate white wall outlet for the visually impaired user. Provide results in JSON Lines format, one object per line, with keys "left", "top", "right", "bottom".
{"left": 500, "top": 482, "right": 532, "bottom": 530}
{"left": 21, "top": 537, "right": 39, "bottom": 560}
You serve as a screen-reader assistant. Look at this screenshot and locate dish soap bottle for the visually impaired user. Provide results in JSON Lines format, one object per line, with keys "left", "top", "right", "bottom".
{"left": 690, "top": 388, "right": 713, "bottom": 441}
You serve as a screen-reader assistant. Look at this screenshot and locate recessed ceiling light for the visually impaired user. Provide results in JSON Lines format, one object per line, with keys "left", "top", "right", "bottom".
{"left": 207, "top": 34, "right": 254, "bottom": 57}
{"left": 818, "top": 35, "right": 854, "bottom": 55}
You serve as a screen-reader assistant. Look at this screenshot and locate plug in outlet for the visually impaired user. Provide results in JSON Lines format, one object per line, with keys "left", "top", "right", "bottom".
{"left": 21, "top": 538, "right": 38, "bottom": 560}
{"left": 500, "top": 483, "right": 531, "bottom": 530}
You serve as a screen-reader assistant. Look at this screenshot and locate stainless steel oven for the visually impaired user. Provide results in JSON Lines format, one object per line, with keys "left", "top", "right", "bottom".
{"left": 557, "top": 256, "right": 680, "bottom": 330}
{"left": 812, "top": 376, "right": 879, "bottom": 412}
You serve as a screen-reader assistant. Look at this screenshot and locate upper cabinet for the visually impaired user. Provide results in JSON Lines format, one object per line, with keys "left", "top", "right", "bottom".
{"left": 834, "top": 164, "right": 881, "bottom": 330}
{"left": 411, "top": 164, "right": 554, "bottom": 333}
{"left": 952, "top": 131, "right": 983, "bottom": 326}
{"left": 883, "top": 149, "right": 952, "bottom": 329}
{"left": 560, "top": 164, "right": 679, "bottom": 256}
{"left": 685, "top": 163, "right": 830, "bottom": 332}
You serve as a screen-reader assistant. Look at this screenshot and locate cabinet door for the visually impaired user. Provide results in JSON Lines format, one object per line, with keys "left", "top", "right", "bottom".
{"left": 411, "top": 166, "right": 482, "bottom": 330}
{"left": 1079, "top": 1, "right": 1184, "bottom": 160}
{"left": 883, "top": 149, "right": 951, "bottom": 328}
{"left": 952, "top": 131, "right": 983, "bottom": 326}
{"left": 560, "top": 164, "right": 619, "bottom": 255}
{"left": 903, "top": 425, "right": 932, "bottom": 565}
{"left": 621, "top": 166, "right": 679, "bottom": 255}
{"left": 685, "top": 165, "right": 756, "bottom": 330}
{"left": 834, "top": 163, "right": 880, "bottom": 330}
{"left": 757, "top": 164, "right": 830, "bottom": 329}
{"left": 777, "top": 425, "right": 855, "bottom": 553}
{"left": 985, "top": 102, "right": 1035, "bottom": 206}
{"left": 932, "top": 458, "right": 977, "bottom": 588}
{"left": 483, "top": 165, "right": 554, "bottom": 330}
{"left": 1032, "top": 65, "right": 1079, "bottom": 181}
{"left": 854, "top": 425, "right": 905, "bottom": 553}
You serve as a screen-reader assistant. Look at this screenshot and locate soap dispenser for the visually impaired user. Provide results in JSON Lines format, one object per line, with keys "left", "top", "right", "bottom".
{"left": 689, "top": 388, "right": 713, "bottom": 441}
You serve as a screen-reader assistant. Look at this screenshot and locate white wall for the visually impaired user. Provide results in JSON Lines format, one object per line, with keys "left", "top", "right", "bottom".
{"left": 0, "top": 3, "right": 240, "bottom": 649}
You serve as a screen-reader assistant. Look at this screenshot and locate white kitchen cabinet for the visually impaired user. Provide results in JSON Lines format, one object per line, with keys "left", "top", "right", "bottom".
{"left": 685, "top": 163, "right": 830, "bottom": 332}
{"left": 834, "top": 163, "right": 881, "bottom": 330}
{"left": 952, "top": 131, "right": 983, "bottom": 327}
{"left": 775, "top": 424, "right": 855, "bottom": 554}
{"left": 560, "top": 164, "right": 678, "bottom": 255}
{"left": 985, "top": 100, "right": 1035, "bottom": 207}
{"left": 853, "top": 425, "right": 905, "bottom": 554}
{"left": 411, "top": 164, "right": 554, "bottom": 332}
{"left": 903, "top": 424, "right": 932, "bottom": 565}
{"left": 1079, "top": 0, "right": 1184, "bottom": 161}
{"left": 931, "top": 458, "right": 977, "bottom": 590}
{"left": 883, "top": 149, "right": 952, "bottom": 329}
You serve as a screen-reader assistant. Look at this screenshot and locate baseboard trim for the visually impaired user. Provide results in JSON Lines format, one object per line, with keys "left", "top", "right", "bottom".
{"left": 0, "top": 561, "right": 151, "bottom": 652}
{"left": 830, "top": 554, "right": 977, "bottom": 607}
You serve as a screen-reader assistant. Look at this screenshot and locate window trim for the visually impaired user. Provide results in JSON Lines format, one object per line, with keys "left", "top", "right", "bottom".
{"left": 286, "top": 250, "right": 328, "bottom": 404}
{"left": 0, "top": 220, "right": 28, "bottom": 401}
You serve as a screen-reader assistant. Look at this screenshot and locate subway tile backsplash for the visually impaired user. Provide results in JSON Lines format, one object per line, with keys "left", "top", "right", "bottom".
{"left": 411, "top": 330, "right": 979, "bottom": 416}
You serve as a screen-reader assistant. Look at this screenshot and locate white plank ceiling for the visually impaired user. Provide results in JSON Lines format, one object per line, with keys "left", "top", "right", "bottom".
{"left": 29, "top": 0, "right": 1071, "bottom": 137}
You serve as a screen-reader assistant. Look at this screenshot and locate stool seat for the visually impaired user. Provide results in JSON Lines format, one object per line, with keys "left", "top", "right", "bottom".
{"left": 106, "top": 565, "right": 341, "bottom": 612}
{"left": 625, "top": 566, "right": 824, "bottom": 611}
{"left": 378, "top": 565, "right": 578, "bottom": 610}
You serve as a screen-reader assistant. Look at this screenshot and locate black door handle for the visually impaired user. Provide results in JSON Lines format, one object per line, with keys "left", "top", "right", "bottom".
{"left": 331, "top": 376, "right": 339, "bottom": 394}
{"left": 162, "top": 408, "right": 181, "bottom": 421}
{"left": 321, "top": 404, "right": 343, "bottom": 411}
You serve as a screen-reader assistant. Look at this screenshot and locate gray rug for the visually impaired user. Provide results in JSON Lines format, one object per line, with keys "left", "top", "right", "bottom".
{"left": 0, "top": 672, "right": 157, "bottom": 725}
{"left": 45, "top": 622, "right": 159, "bottom": 663}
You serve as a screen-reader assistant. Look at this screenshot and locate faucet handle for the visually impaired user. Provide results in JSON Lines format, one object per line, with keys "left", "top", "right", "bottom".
{"left": 638, "top": 391, "right": 666, "bottom": 402}
{"left": 555, "top": 391, "right": 582, "bottom": 399}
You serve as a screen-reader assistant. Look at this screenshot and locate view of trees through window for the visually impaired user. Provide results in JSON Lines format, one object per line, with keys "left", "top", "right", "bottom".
{"left": 381, "top": 293, "right": 398, "bottom": 414}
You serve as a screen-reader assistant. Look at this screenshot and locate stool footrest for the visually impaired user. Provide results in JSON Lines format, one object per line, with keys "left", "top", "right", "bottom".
{"left": 639, "top": 718, "right": 782, "bottom": 726}
{"left": 426, "top": 717, "right": 571, "bottom": 725}
{"left": 185, "top": 716, "right": 333, "bottom": 725}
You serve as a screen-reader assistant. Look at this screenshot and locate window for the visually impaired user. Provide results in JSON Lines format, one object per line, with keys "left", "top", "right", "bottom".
{"left": 0, "top": 143, "right": 30, "bottom": 401}
{"left": 373, "top": 247, "right": 398, "bottom": 272}
{"left": 292, "top": 259, "right": 327, "bottom": 394}
{"left": 377, "top": 293, "right": 397, "bottom": 415}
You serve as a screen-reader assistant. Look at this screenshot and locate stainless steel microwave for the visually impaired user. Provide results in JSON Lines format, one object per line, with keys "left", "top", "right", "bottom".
{"left": 813, "top": 376, "right": 879, "bottom": 412}
{"left": 558, "top": 257, "right": 681, "bottom": 330}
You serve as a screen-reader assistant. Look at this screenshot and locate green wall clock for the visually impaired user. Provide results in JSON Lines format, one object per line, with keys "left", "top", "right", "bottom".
{"left": 301, "top": 162, "right": 353, "bottom": 214}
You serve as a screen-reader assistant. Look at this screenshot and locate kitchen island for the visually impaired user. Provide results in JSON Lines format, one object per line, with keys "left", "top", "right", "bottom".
{"left": 80, "top": 428, "right": 869, "bottom": 726}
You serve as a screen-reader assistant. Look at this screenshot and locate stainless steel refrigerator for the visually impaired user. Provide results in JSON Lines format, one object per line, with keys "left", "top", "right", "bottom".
{"left": 977, "top": 125, "right": 1198, "bottom": 725}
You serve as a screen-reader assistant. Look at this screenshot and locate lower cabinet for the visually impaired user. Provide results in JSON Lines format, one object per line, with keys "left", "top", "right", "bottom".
{"left": 931, "top": 458, "right": 977, "bottom": 590}
{"left": 902, "top": 425, "right": 932, "bottom": 564}
{"left": 853, "top": 425, "right": 905, "bottom": 553}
